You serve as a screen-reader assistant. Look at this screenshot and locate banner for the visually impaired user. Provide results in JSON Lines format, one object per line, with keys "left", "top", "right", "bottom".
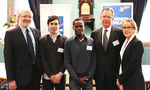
{"left": 40, "top": 4, "right": 72, "bottom": 37}
{"left": 101, "top": 3, "right": 133, "bottom": 28}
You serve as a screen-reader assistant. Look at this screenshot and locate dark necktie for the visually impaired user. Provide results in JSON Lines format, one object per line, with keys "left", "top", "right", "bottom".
{"left": 26, "top": 29, "right": 35, "bottom": 64}
{"left": 103, "top": 29, "right": 108, "bottom": 52}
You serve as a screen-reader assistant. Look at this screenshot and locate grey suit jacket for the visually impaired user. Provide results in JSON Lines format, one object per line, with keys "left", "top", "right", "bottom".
{"left": 4, "top": 26, "right": 41, "bottom": 85}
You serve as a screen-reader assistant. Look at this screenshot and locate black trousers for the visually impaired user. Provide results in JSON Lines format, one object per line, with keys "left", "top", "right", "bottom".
{"left": 95, "top": 73, "right": 119, "bottom": 90}
{"left": 43, "top": 74, "right": 66, "bottom": 90}
{"left": 16, "top": 64, "right": 41, "bottom": 90}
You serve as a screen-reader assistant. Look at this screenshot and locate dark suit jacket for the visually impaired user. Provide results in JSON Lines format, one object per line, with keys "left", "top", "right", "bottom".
{"left": 118, "top": 36, "right": 145, "bottom": 90}
{"left": 4, "top": 26, "right": 41, "bottom": 86}
{"left": 39, "top": 34, "right": 67, "bottom": 78}
{"left": 91, "top": 26, "right": 125, "bottom": 83}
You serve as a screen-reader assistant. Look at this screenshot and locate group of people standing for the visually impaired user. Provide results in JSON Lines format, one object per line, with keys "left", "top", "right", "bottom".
{"left": 4, "top": 7, "right": 145, "bottom": 90}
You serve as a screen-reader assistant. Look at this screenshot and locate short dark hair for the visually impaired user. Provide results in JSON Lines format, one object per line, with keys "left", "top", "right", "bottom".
{"left": 47, "top": 15, "right": 60, "bottom": 25}
{"left": 73, "top": 18, "right": 84, "bottom": 26}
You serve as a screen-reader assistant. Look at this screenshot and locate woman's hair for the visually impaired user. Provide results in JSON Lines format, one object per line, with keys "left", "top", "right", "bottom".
{"left": 122, "top": 19, "right": 138, "bottom": 34}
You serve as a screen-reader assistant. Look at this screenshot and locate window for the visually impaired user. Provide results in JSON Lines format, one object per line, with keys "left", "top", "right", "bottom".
{"left": 0, "top": 1, "right": 7, "bottom": 41}
{"left": 138, "top": 0, "right": 150, "bottom": 44}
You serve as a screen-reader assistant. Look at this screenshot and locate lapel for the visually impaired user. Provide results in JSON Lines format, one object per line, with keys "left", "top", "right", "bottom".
{"left": 99, "top": 28, "right": 103, "bottom": 44}
{"left": 30, "top": 28, "right": 37, "bottom": 44}
{"left": 105, "top": 26, "right": 117, "bottom": 52}
{"left": 98, "top": 28, "right": 105, "bottom": 52}
{"left": 16, "top": 26, "right": 29, "bottom": 51}
{"left": 122, "top": 36, "right": 136, "bottom": 62}
{"left": 30, "top": 28, "right": 40, "bottom": 54}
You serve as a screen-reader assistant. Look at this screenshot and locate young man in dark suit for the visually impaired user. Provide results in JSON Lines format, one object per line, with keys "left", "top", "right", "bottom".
{"left": 91, "top": 7, "right": 125, "bottom": 90}
{"left": 39, "top": 15, "right": 67, "bottom": 90}
{"left": 4, "top": 9, "right": 42, "bottom": 90}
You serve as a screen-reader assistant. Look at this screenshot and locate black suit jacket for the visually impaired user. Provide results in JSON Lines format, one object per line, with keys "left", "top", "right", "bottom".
{"left": 118, "top": 36, "right": 145, "bottom": 90}
{"left": 4, "top": 26, "right": 41, "bottom": 85}
{"left": 91, "top": 26, "right": 125, "bottom": 83}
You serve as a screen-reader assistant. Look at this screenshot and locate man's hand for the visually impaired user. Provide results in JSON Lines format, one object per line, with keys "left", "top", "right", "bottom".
{"left": 50, "top": 75, "right": 56, "bottom": 83}
{"left": 116, "top": 79, "right": 120, "bottom": 88}
{"left": 79, "top": 77, "right": 88, "bottom": 85}
{"left": 9, "top": 80, "right": 17, "bottom": 90}
{"left": 50, "top": 72, "right": 63, "bottom": 84}
{"left": 54, "top": 72, "right": 63, "bottom": 84}
{"left": 119, "top": 85, "right": 123, "bottom": 90}
{"left": 116, "top": 79, "right": 123, "bottom": 90}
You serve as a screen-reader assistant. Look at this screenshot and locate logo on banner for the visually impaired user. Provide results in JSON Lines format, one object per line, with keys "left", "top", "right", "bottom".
{"left": 48, "top": 16, "right": 64, "bottom": 35}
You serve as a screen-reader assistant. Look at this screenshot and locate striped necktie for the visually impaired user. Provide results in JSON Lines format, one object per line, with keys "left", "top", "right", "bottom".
{"left": 26, "top": 29, "right": 35, "bottom": 64}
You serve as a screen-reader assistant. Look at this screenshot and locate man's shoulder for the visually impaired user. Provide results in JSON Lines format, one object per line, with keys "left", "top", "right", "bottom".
{"left": 30, "top": 27, "right": 39, "bottom": 31}
{"left": 40, "top": 34, "right": 48, "bottom": 40}
{"left": 60, "top": 35, "right": 67, "bottom": 40}
{"left": 86, "top": 36, "right": 93, "bottom": 41}
{"left": 30, "top": 27, "right": 40, "bottom": 33}
{"left": 66, "top": 36, "right": 74, "bottom": 42}
{"left": 6, "top": 27, "right": 20, "bottom": 34}
{"left": 92, "top": 28, "right": 101, "bottom": 33}
{"left": 112, "top": 26, "right": 122, "bottom": 31}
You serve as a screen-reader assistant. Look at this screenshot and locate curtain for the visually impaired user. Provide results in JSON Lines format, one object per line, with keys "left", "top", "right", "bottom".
{"left": 28, "top": 0, "right": 52, "bottom": 30}
{"left": 121, "top": 0, "right": 147, "bottom": 31}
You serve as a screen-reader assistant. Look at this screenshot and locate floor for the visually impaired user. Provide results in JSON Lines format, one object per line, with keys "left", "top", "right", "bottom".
{"left": 1, "top": 63, "right": 150, "bottom": 90}
{"left": 65, "top": 87, "right": 96, "bottom": 90}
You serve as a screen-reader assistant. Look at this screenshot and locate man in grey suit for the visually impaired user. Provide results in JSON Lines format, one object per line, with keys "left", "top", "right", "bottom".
{"left": 91, "top": 7, "right": 125, "bottom": 90}
{"left": 4, "top": 9, "right": 42, "bottom": 90}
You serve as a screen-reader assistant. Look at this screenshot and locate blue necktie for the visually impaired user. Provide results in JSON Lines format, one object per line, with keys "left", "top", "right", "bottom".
{"left": 26, "top": 29, "right": 35, "bottom": 64}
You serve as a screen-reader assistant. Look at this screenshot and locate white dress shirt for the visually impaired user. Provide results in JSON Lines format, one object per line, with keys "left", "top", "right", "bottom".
{"left": 119, "top": 34, "right": 135, "bottom": 75}
{"left": 20, "top": 25, "right": 36, "bottom": 56}
{"left": 102, "top": 26, "right": 111, "bottom": 44}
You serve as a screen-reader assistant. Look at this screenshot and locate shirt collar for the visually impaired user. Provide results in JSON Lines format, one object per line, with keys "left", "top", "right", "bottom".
{"left": 48, "top": 32, "right": 60, "bottom": 38}
{"left": 73, "top": 34, "right": 86, "bottom": 41}
{"left": 126, "top": 33, "right": 136, "bottom": 43}
{"left": 102, "top": 26, "right": 112, "bottom": 32}
{"left": 20, "top": 25, "right": 31, "bottom": 33}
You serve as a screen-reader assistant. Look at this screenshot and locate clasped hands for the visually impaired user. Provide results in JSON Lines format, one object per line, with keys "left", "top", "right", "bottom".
{"left": 79, "top": 77, "right": 88, "bottom": 85}
{"left": 50, "top": 72, "right": 63, "bottom": 84}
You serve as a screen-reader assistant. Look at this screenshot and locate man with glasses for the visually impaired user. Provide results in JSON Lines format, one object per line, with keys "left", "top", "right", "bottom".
{"left": 4, "top": 9, "right": 42, "bottom": 90}
{"left": 91, "top": 7, "right": 125, "bottom": 90}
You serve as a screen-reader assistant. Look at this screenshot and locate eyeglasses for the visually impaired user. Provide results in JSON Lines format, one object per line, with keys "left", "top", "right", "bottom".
{"left": 101, "top": 16, "right": 112, "bottom": 19}
{"left": 20, "top": 16, "right": 32, "bottom": 19}
{"left": 122, "top": 27, "right": 135, "bottom": 30}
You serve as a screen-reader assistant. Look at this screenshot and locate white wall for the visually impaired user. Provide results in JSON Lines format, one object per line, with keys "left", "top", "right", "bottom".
{"left": 0, "top": 0, "right": 7, "bottom": 41}
{"left": 138, "top": 0, "right": 150, "bottom": 44}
